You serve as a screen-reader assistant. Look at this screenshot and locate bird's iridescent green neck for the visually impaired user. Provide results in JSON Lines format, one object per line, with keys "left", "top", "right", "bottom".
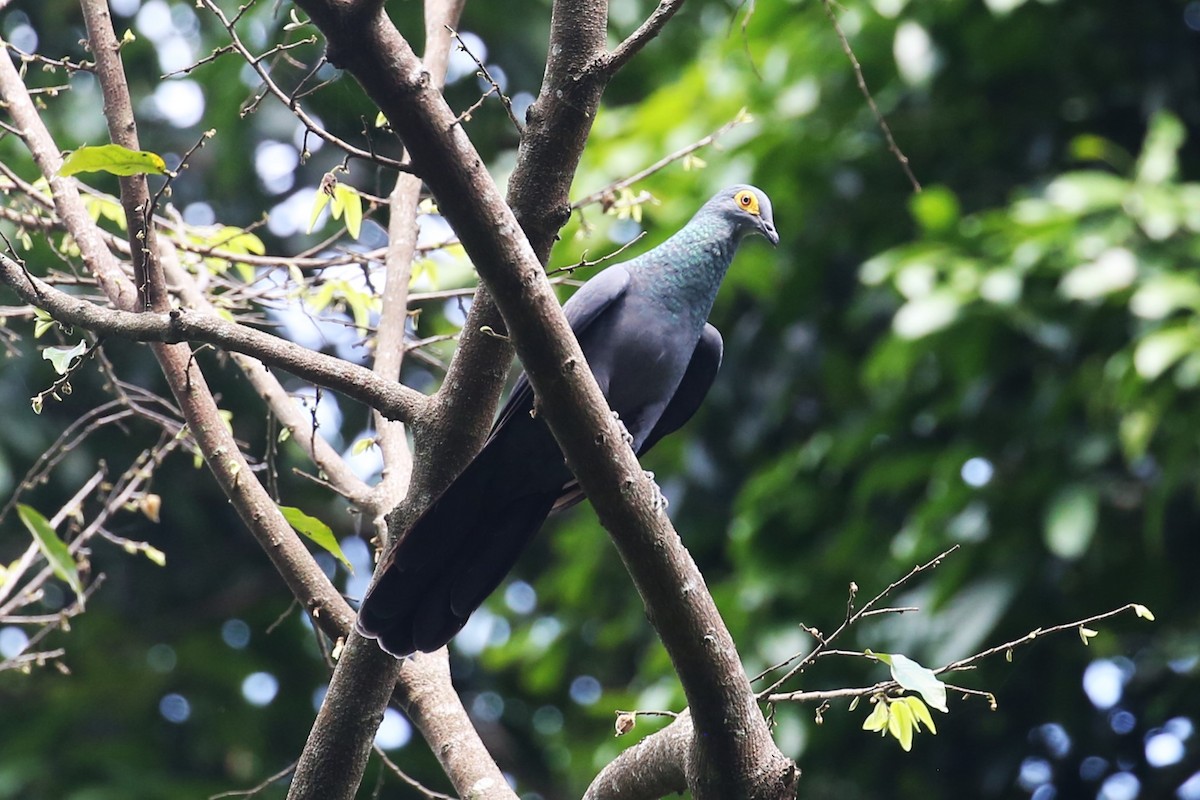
{"left": 629, "top": 213, "right": 741, "bottom": 319}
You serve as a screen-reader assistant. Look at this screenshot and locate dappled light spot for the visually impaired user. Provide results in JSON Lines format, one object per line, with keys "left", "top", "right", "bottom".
{"left": 505, "top": 581, "right": 537, "bottom": 615}
{"left": 1145, "top": 730, "right": 1185, "bottom": 767}
{"left": 0, "top": 627, "right": 29, "bottom": 659}
{"left": 455, "top": 608, "right": 510, "bottom": 656}
{"left": 529, "top": 616, "right": 562, "bottom": 649}
{"left": 1187, "top": 2, "right": 1200, "bottom": 31}
{"left": 961, "top": 456, "right": 994, "bottom": 487}
{"left": 1033, "top": 722, "right": 1072, "bottom": 760}
{"left": 152, "top": 80, "right": 205, "bottom": 128}
{"left": 241, "top": 671, "right": 279, "bottom": 707}
{"left": 1084, "top": 660, "right": 1127, "bottom": 710}
{"left": 472, "top": 691, "right": 504, "bottom": 723}
{"left": 1178, "top": 770, "right": 1200, "bottom": 800}
{"left": 311, "top": 684, "right": 328, "bottom": 713}
{"left": 159, "top": 693, "right": 190, "bottom": 724}
{"left": 569, "top": 675, "right": 602, "bottom": 706}
{"left": 255, "top": 141, "right": 299, "bottom": 195}
{"left": 1098, "top": 771, "right": 1139, "bottom": 800}
{"left": 221, "top": 619, "right": 251, "bottom": 650}
{"left": 135, "top": 0, "right": 172, "bottom": 41}
{"left": 146, "top": 643, "right": 177, "bottom": 673}
{"left": 532, "top": 705, "right": 563, "bottom": 736}
{"left": 1109, "top": 709, "right": 1136, "bottom": 735}
{"left": 374, "top": 708, "right": 412, "bottom": 751}
{"left": 893, "top": 22, "right": 937, "bottom": 86}
{"left": 1080, "top": 756, "right": 1109, "bottom": 782}
{"left": 1018, "top": 756, "right": 1053, "bottom": 791}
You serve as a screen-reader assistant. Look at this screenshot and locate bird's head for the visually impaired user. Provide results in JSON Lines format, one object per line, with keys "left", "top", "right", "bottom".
{"left": 712, "top": 184, "right": 779, "bottom": 247}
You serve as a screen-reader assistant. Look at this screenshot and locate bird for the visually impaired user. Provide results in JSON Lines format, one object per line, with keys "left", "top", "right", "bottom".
{"left": 357, "top": 185, "right": 778, "bottom": 657}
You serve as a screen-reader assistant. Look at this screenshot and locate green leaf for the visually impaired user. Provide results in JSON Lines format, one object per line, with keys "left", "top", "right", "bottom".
{"left": 33, "top": 307, "right": 56, "bottom": 338}
{"left": 59, "top": 144, "right": 168, "bottom": 177}
{"left": 875, "top": 652, "right": 949, "bottom": 712}
{"left": 889, "top": 695, "right": 915, "bottom": 751}
{"left": 42, "top": 339, "right": 88, "bottom": 375}
{"left": 862, "top": 699, "right": 889, "bottom": 733}
{"left": 902, "top": 695, "right": 937, "bottom": 734}
{"left": 308, "top": 187, "right": 332, "bottom": 233}
{"left": 279, "top": 506, "right": 353, "bottom": 572}
{"left": 17, "top": 504, "right": 84, "bottom": 601}
{"left": 333, "top": 184, "right": 363, "bottom": 239}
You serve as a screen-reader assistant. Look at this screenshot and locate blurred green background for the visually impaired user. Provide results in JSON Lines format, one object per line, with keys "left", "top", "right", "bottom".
{"left": 1, "top": 0, "right": 1198, "bottom": 797}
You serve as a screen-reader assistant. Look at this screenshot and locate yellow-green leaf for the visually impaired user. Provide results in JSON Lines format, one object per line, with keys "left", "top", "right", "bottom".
{"left": 1079, "top": 626, "right": 1098, "bottom": 645}
{"left": 889, "top": 696, "right": 915, "bottom": 751}
{"left": 308, "top": 188, "right": 332, "bottom": 234}
{"left": 33, "top": 307, "right": 56, "bottom": 338}
{"left": 902, "top": 695, "right": 937, "bottom": 734}
{"left": 59, "top": 144, "right": 168, "bottom": 177}
{"left": 334, "top": 184, "right": 363, "bottom": 239}
{"left": 17, "top": 504, "right": 83, "bottom": 601}
{"left": 862, "top": 700, "right": 889, "bottom": 733}
{"left": 43, "top": 340, "right": 87, "bottom": 375}
{"left": 1132, "top": 603, "right": 1155, "bottom": 621}
{"left": 280, "top": 506, "right": 352, "bottom": 572}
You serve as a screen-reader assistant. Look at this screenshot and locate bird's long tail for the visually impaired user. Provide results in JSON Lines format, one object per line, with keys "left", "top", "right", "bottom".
{"left": 356, "top": 426, "right": 567, "bottom": 656}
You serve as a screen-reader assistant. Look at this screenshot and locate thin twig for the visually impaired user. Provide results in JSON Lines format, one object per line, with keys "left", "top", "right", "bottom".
{"left": 447, "top": 27, "right": 523, "bottom": 133}
{"left": 208, "top": 763, "right": 297, "bottom": 800}
{"left": 572, "top": 110, "right": 753, "bottom": 210}
{"left": 821, "top": 0, "right": 921, "bottom": 193}
{"left": 372, "top": 746, "right": 456, "bottom": 800}
{"left": 755, "top": 546, "right": 958, "bottom": 696}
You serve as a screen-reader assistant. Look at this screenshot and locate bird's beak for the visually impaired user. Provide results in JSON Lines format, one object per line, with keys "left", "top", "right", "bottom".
{"left": 760, "top": 218, "right": 779, "bottom": 247}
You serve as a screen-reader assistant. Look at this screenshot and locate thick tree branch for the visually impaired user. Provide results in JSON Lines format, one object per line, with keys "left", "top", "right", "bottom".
{"left": 584, "top": 713, "right": 692, "bottom": 799}
{"left": 287, "top": 2, "right": 794, "bottom": 798}
{"left": 79, "top": 0, "right": 169, "bottom": 312}
{"left": 0, "top": 257, "right": 428, "bottom": 425}
{"left": 287, "top": 3, "right": 498, "bottom": 799}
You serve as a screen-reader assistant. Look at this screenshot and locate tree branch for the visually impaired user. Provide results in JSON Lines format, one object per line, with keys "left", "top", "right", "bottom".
{"left": 287, "top": 2, "right": 795, "bottom": 797}
{"left": 584, "top": 713, "right": 692, "bottom": 799}
{"left": 0, "top": 256, "right": 428, "bottom": 425}
{"left": 79, "top": 0, "right": 170, "bottom": 312}
{"left": 600, "top": 0, "right": 689, "bottom": 76}
{"left": 5, "top": 22, "right": 509, "bottom": 800}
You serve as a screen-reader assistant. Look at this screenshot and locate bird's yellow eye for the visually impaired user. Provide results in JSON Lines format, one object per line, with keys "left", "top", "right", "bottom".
{"left": 734, "top": 189, "right": 760, "bottom": 216}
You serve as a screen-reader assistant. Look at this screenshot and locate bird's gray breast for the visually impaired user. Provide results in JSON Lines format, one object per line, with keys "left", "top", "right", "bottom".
{"left": 577, "top": 288, "right": 703, "bottom": 451}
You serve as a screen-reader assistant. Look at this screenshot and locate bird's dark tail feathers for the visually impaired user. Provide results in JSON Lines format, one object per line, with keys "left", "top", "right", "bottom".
{"left": 356, "top": 437, "right": 564, "bottom": 656}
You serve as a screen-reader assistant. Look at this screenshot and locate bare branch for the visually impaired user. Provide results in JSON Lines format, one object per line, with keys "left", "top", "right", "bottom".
{"left": 821, "top": 0, "right": 921, "bottom": 193}
{"left": 571, "top": 110, "right": 753, "bottom": 211}
{"left": 601, "top": 0, "right": 689, "bottom": 76}
{"left": 0, "top": 254, "right": 429, "bottom": 425}
{"left": 195, "top": 0, "right": 416, "bottom": 175}
{"left": 80, "top": 0, "right": 170, "bottom": 311}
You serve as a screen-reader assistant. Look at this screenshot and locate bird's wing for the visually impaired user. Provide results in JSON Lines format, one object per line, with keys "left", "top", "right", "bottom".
{"left": 637, "top": 322, "right": 724, "bottom": 455}
{"left": 488, "top": 264, "right": 632, "bottom": 437}
{"left": 550, "top": 323, "right": 723, "bottom": 514}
